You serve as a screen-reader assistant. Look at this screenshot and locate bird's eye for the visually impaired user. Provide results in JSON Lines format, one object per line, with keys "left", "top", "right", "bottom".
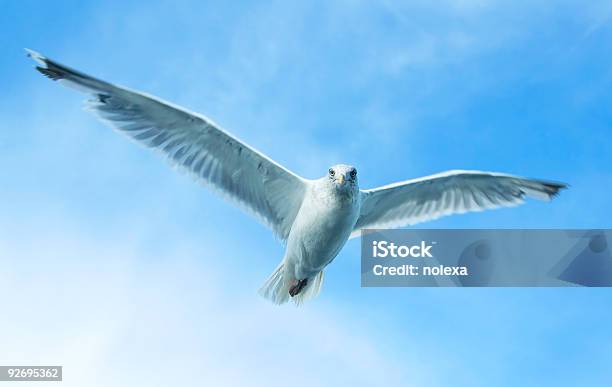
{"left": 329, "top": 168, "right": 335, "bottom": 176}
{"left": 350, "top": 169, "right": 357, "bottom": 178}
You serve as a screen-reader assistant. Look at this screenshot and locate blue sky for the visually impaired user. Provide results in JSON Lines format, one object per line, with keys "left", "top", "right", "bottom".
{"left": 1, "top": 1, "right": 612, "bottom": 386}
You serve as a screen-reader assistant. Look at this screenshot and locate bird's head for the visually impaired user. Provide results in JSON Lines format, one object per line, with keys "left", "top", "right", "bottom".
{"left": 327, "top": 164, "right": 358, "bottom": 193}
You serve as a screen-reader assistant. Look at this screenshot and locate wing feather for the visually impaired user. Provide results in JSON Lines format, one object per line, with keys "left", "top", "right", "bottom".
{"left": 351, "top": 170, "right": 566, "bottom": 238}
{"left": 27, "top": 49, "right": 307, "bottom": 240}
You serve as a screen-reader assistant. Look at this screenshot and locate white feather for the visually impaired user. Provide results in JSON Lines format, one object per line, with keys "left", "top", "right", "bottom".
{"left": 351, "top": 170, "right": 566, "bottom": 238}
{"left": 27, "top": 49, "right": 307, "bottom": 241}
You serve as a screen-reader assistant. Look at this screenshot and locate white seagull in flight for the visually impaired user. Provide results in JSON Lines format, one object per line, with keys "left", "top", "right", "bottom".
{"left": 27, "top": 49, "right": 567, "bottom": 305}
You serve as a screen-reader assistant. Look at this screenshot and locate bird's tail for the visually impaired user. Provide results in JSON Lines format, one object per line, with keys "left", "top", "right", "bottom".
{"left": 258, "top": 263, "right": 324, "bottom": 306}
{"left": 258, "top": 262, "right": 292, "bottom": 305}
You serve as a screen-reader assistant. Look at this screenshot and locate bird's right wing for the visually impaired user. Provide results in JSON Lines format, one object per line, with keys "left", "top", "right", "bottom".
{"left": 352, "top": 170, "right": 567, "bottom": 238}
{"left": 27, "top": 49, "right": 307, "bottom": 241}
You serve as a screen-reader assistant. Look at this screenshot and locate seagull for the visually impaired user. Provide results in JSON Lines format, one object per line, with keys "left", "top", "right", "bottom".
{"left": 27, "top": 49, "right": 567, "bottom": 305}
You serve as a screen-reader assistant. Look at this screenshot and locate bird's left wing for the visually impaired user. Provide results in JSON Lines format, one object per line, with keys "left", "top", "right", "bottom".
{"left": 351, "top": 170, "right": 567, "bottom": 238}
{"left": 27, "top": 49, "right": 307, "bottom": 241}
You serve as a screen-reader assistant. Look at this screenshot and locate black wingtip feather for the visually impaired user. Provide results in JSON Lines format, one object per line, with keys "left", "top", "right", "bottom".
{"left": 27, "top": 49, "right": 116, "bottom": 94}
{"left": 36, "top": 65, "right": 64, "bottom": 80}
{"left": 28, "top": 49, "right": 65, "bottom": 81}
{"left": 543, "top": 181, "right": 569, "bottom": 198}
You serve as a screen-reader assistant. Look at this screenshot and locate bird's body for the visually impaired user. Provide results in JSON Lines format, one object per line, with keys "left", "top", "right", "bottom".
{"left": 287, "top": 189, "right": 354, "bottom": 278}
{"left": 27, "top": 49, "right": 568, "bottom": 305}
{"left": 269, "top": 166, "right": 361, "bottom": 304}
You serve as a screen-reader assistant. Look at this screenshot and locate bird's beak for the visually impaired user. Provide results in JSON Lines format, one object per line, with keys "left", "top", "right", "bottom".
{"left": 337, "top": 175, "right": 345, "bottom": 185}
